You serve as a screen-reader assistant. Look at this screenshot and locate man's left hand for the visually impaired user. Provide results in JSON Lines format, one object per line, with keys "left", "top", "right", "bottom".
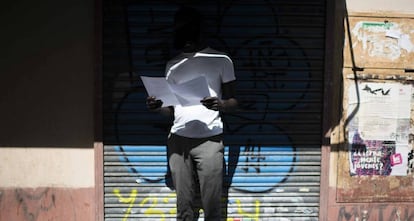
{"left": 200, "top": 96, "right": 222, "bottom": 111}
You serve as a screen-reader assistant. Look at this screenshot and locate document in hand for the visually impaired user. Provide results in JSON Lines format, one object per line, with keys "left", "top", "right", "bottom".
{"left": 140, "top": 76, "right": 211, "bottom": 107}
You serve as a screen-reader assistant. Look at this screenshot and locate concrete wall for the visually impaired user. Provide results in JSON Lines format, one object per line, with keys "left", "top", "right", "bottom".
{"left": 0, "top": 0, "right": 97, "bottom": 220}
{"left": 0, "top": 149, "right": 95, "bottom": 220}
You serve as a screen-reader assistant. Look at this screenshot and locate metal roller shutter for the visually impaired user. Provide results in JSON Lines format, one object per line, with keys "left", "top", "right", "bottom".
{"left": 103, "top": 0, "right": 326, "bottom": 220}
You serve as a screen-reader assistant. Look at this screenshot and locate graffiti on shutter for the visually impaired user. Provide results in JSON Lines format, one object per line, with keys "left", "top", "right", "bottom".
{"left": 103, "top": 0, "right": 326, "bottom": 220}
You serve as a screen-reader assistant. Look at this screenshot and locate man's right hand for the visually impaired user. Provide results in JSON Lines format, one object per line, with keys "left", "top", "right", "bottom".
{"left": 146, "top": 96, "right": 163, "bottom": 111}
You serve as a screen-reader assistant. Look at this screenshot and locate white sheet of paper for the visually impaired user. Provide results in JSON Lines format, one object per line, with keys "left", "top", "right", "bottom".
{"left": 140, "top": 76, "right": 180, "bottom": 107}
{"left": 140, "top": 76, "right": 211, "bottom": 107}
{"left": 169, "top": 76, "right": 211, "bottom": 106}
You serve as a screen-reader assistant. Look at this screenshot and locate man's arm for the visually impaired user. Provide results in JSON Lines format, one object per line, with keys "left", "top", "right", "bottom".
{"left": 220, "top": 80, "right": 238, "bottom": 112}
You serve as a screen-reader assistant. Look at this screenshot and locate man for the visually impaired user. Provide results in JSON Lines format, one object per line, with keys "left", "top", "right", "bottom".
{"left": 146, "top": 6, "right": 238, "bottom": 221}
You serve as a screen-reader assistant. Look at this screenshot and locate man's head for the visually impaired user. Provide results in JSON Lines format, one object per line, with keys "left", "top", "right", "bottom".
{"left": 173, "top": 6, "right": 202, "bottom": 50}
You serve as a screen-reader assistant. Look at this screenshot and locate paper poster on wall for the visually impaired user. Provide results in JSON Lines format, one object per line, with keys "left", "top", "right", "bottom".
{"left": 347, "top": 82, "right": 412, "bottom": 176}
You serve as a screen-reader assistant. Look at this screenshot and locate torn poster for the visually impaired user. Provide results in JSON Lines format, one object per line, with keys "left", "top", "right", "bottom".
{"left": 347, "top": 82, "right": 412, "bottom": 176}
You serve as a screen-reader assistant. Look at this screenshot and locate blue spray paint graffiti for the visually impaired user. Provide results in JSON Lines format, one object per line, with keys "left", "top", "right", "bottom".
{"left": 114, "top": 144, "right": 294, "bottom": 193}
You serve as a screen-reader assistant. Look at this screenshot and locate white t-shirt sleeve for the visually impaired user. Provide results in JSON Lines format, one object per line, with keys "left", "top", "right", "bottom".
{"left": 221, "top": 56, "right": 236, "bottom": 83}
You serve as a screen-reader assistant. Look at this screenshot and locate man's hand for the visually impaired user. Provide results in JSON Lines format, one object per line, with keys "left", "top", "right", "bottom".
{"left": 146, "top": 96, "right": 163, "bottom": 111}
{"left": 200, "top": 96, "right": 222, "bottom": 111}
{"left": 146, "top": 96, "right": 173, "bottom": 116}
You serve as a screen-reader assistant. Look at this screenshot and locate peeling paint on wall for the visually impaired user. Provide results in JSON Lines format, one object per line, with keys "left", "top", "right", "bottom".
{"left": 344, "top": 17, "right": 414, "bottom": 70}
{"left": 351, "top": 21, "right": 414, "bottom": 60}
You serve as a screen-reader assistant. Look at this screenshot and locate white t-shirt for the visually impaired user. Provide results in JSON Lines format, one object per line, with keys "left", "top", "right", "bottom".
{"left": 165, "top": 47, "right": 235, "bottom": 138}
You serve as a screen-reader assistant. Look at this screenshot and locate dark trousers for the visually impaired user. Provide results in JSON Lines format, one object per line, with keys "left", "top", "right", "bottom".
{"left": 167, "top": 133, "right": 224, "bottom": 221}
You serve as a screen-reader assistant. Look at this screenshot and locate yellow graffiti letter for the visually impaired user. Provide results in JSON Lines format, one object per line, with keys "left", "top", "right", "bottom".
{"left": 235, "top": 199, "right": 260, "bottom": 221}
{"left": 113, "top": 189, "right": 138, "bottom": 221}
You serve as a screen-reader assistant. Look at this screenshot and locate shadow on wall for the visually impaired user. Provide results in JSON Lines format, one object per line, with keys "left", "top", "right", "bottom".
{"left": 0, "top": 0, "right": 95, "bottom": 147}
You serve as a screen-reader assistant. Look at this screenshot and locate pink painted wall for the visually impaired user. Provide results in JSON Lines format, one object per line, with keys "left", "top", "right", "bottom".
{"left": 0, "top": 188, "right": 95, "bottom": 221}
